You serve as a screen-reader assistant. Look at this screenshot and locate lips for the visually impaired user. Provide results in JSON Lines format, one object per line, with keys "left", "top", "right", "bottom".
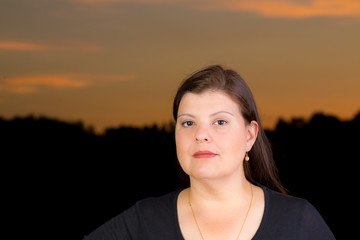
{"left": 193, "top": 151, "right": 218, "bottom": 158}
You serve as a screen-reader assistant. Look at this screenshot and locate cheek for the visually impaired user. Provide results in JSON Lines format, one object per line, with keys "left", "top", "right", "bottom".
{"left": 175, "top": 131, "right": 192, "bottom": 173}
{"left": 175, "top": 129, "right": 190, "bottom": 158}
{"left": 217, "top": 130, "right": 247, "bottom": 156}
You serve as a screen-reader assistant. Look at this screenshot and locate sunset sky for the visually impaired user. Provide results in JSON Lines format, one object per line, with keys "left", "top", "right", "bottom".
{"left": 1, "top": 0, "right": 359, "bottom": 133}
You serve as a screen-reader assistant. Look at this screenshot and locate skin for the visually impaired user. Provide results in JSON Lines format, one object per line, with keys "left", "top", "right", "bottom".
{"left": 175, "top": 90, "right": 265, "bottom": 240}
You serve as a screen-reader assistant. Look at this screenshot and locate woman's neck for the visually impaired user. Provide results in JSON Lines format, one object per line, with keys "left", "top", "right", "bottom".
{"left": 188, "top": 174, "right": 252, "bottom": 210}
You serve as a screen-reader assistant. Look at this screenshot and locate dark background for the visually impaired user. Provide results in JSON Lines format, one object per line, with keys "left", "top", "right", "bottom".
{"left": 1, "top": 111, "right": 359, "bottom": 239}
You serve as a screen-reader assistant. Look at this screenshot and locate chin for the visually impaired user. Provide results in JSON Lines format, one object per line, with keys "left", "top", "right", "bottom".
{"left": 189, "top": 167, "right": 223, "bottom": 180}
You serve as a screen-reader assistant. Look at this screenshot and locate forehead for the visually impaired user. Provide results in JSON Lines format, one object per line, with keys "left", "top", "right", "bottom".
{"left": 178, "top": 90, "right": 241, "bottom": 115}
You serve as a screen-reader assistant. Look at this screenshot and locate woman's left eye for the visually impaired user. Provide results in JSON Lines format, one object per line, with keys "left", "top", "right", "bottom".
{"left": 214, "top": 120, "right": 227, "bottom": 126}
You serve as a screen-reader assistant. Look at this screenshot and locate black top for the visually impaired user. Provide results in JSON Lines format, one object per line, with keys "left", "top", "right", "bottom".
{"left": 84, "top": 186, "right": 335, "bottom": 240}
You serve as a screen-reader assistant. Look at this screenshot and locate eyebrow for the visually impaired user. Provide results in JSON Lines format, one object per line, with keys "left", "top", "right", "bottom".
{"left": 210, "top": 111, "right": 234, "bottom": 117}
{"left": 177, "top": 111, "right": 234, "bottom": 119}
{"left": 177, "top": 113, "right": 195, "bottom": 119}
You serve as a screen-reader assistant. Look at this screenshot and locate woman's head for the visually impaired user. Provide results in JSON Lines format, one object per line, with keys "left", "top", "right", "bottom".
{"left": 173, "top": 65, "right": 256, "bottom": 125}
{"left": 173, "top": 65, "right": 285, "bottom": 193}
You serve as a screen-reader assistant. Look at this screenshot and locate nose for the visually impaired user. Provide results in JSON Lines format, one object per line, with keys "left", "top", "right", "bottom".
{"left": 195, "top": 126, "right": 212, "bottom": 143}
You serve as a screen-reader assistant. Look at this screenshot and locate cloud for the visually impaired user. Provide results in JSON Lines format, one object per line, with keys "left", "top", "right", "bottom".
{"left": 0, "top": 41, "right": 104, "bottom": 52}
{"left": 75, "top": 0, "right": 360, "bottom": 18}
{"left": 0, "top": 41, "right": 50, "bottom": 51}
{"left": 204, "top": 0, "right": 360, "bottom": 18}
{"left": 0, "top": 74, "right": 138, "bottom": 94}
{"left": 76, "top": 0, "right": 170, "bottom": 3}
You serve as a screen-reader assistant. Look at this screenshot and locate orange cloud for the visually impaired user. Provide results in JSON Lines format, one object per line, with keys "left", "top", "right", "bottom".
{"left": 77, "top": 0, "right": 169, "bottom": 3}
{"left": 0, "top": 41, "right": 104, "bottom": 52}
{"left": 76, "top": 0, "right": 360, "bottom": 18}
{"left": 0, "top": 41, "right": 50, "bottom": 51}
{"left": 204, "top": 0, "right": 360, "bottom": 18}
{"left": 0, "top": 74, "right": 137, "bottom": 94}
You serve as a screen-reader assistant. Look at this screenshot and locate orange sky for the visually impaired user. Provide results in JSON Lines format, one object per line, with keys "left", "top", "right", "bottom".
{"left": 1, "top": 0, "right": 359, "bottom": 133}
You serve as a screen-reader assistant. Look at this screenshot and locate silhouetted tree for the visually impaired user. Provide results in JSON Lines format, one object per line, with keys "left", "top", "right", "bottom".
{"left": 1, "top": 111, "right": 359, "bottom": 239}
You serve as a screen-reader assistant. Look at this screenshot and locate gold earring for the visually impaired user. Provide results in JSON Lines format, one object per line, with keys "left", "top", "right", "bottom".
{"left": 245, "top": 152, "right": 250, "bottom": 161}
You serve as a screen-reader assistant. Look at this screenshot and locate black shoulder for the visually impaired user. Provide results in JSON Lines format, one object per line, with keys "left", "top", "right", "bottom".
{"left": 83, "top": 190, "right": 181, "bottom": 240}
{"left": 267, "top": 187, "right": 309, "bottom": 217}
{"left": 83, "top": 212, "right": 130, "bottom": 240}
{"left": 131, "top": 190, "right": 180, "bottom": 217}
{"left": 121, "top": 190, "right": 182, "bottom": 239}
{"left": 262, "top": 187, "right": 335, "bottom": 239}
{"left": 298, "top": 200, "right": 336, "bottom": 239}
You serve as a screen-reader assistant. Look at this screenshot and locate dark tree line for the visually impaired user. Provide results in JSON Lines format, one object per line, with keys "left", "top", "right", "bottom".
{"left": 1, "top": 112, "right": 359, "bottom": 239}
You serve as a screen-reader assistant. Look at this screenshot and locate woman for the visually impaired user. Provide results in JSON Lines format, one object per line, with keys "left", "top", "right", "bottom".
{"left": 84, "top": 65, "right": 335, "bottom": 239}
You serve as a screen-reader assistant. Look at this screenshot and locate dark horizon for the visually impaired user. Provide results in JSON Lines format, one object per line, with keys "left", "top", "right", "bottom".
{"left": 1, "top": 110, "right": 359, "bottom": 239}
{"left": 1, "top": 109, "right": 359, "bottom": 134}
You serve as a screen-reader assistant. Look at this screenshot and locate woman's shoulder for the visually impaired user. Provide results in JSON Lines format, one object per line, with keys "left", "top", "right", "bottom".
{"left": 264, "top": 186, "right": 309, "bottom": 209}
{"left": 125, "top": 189, "right": 181, "bottom": 218}
{"left": 263, "top": 185, "right": 323, "bottom": 222}
{"left": 123, "top": 189, "right": 183, "bottom": 239}
{"left": 83, "top": 189, "right": 183, "bottom": 240}
{"left": 258, "top": 186, "right": 335, "bottom": 240}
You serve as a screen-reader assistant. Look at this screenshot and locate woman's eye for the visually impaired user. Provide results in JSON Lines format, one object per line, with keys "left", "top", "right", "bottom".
{"left": 182, "top": 121, "right": 194, "bottom": 127}
{"left": 214, "top": 120, "right": 227, "bottom": 126}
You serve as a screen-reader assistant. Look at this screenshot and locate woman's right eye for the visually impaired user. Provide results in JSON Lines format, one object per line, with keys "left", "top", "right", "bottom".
{"left": 182, "top": 121, "right": 194, "bottom": 127}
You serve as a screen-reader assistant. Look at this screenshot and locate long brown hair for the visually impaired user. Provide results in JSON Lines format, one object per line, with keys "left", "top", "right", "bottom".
{"left": 173, "top": 65, "right": 286, "bottom": 194}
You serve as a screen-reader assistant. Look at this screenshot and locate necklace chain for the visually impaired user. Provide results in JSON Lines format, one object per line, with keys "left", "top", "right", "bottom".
{"left": 188, "top": 184, "right": 253, "bottom": 240}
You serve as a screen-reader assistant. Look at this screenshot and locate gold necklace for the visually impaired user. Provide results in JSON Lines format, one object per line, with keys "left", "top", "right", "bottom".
{"left": 188, "top": 184, "right": 253, "bottom": 240}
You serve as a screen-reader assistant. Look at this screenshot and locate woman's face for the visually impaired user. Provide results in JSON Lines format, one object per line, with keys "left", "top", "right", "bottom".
{"left": 175, "top": 90, "right": 258, "bottom": 180}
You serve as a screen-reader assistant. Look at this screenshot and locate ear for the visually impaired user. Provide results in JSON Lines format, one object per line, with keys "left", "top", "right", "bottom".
{"left": 246, "top": 120, "right": 258, "bottom": 151}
